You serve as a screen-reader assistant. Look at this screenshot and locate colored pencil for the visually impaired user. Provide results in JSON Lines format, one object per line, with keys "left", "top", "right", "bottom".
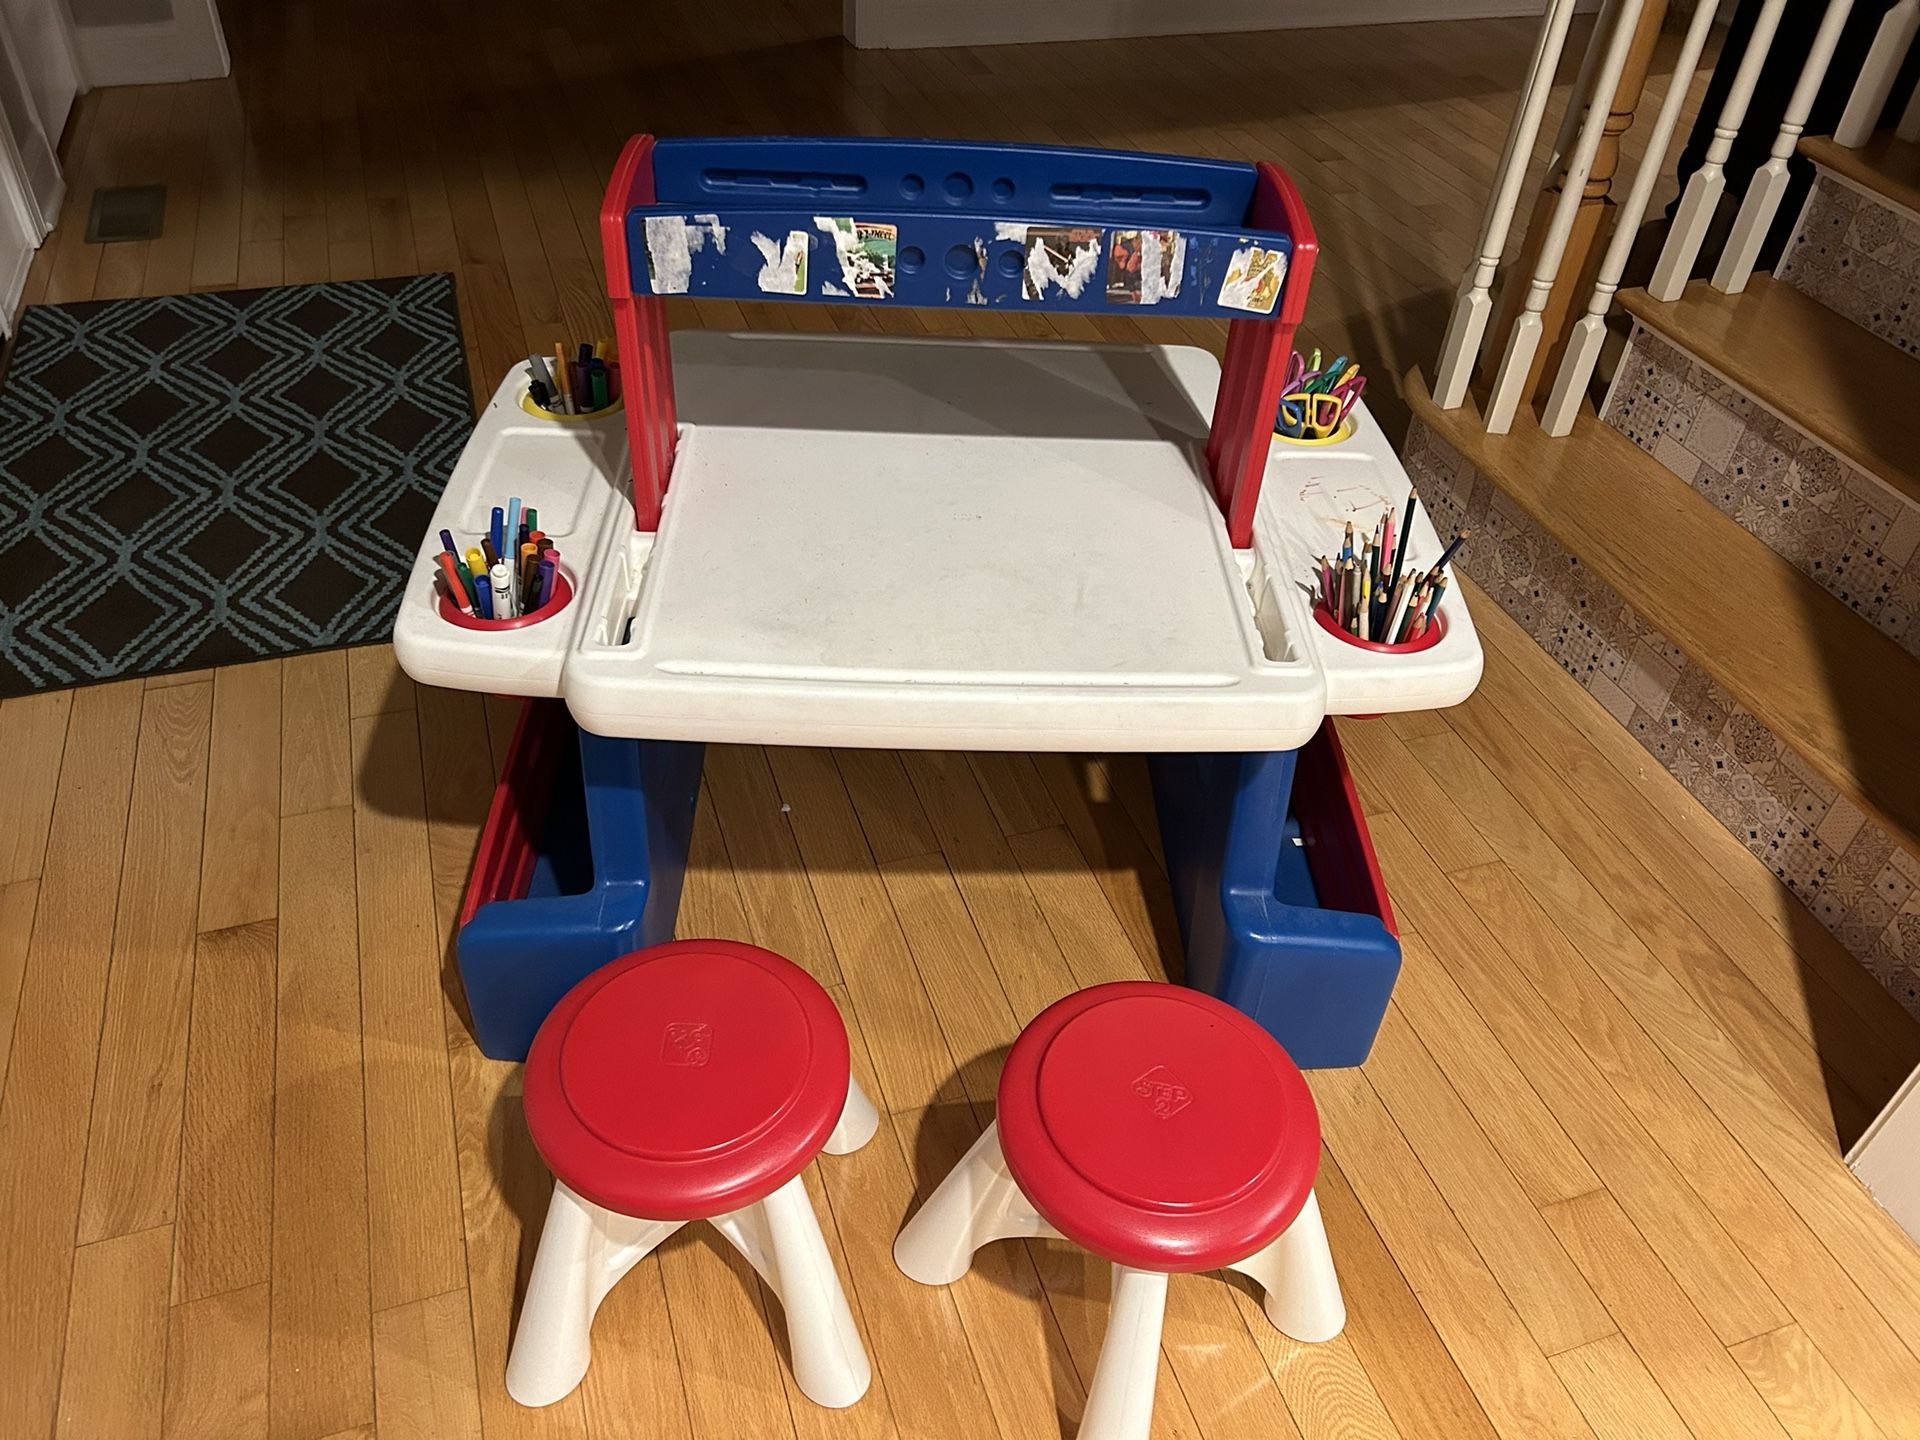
{"left": 1428, "top": 529, "right": 1470, "bottom": 580}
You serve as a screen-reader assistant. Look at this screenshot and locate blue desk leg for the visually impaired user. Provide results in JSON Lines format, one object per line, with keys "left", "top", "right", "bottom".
{"left": 1148, "top": 733, "right": 1401, "bottom": 1069}
{"left": 457, "top": 714, "right": 704, "bottom": 1061}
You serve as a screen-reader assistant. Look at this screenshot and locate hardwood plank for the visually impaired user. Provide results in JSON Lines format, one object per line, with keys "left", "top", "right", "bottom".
{"left": 1800, "top": 132, "right": 1920, "bottom": 219}
{"left": 0, "top": 681, "right": 142, "bottom": 1440}
{"left": 1729, "top": 1323, "right": 1887, "bottom": 1440}
{"left": 703, "top": 746, "right": 839, "bottom": 985}
{"left": 1549, "top": 1333, "right": 1691, "bottom": 1440}
{"left": 831, "top": 749, "right": 938, "bottom": 864}
{"left": 656, "top": 1223, "right": 798, "bottom": 1440}
{"left": 199, "top": 661, "right": 283, "bottom": 933}
{"left": 1361, "top": 1003, "right": 1615, "bottom": 1355}
{"left": 900, "top": 751, "right": 1078, "bottom": 1022}
{"left": 372, "top": 1290, "right": 485, "bottom": 1440}
{"left": 271, "top": 806, "right": 373, "bottom": 1439}
{"left": 1334, "top": 718, "right": 1498, "bottom": 873}
{"left": 189, "top": 82, "right": 247, "bottom": 292}
{"left": 0, "top": 691, "right": 73, "bottom": 881}
{"left": 1541, "top": 1190, "right": 1787, "bottom": 1438}
{"left": 0, "top": 880, "right": 37, "bottom": 1090}
{"left": 878, "top": 852, "right": 1020, "bottom": 1105}
{"left": 1309, "top": 1064, "right": 1598, "bottom": 1440}
{"left": 1007, "top": 824, "right": 1159, "bottom": 985}
{"left": 351, "top": 714, "right": 465, "bottom": 1310}
{"left": 764, "top": 746, "right": 958, "bottom": 1112}
{"left": 163, "top": 1282, "right": 270, "bottom": 1440}
{"left": 280, "top": 652, "right": 352, "bottom": 815}
{"left": 346, "top": 645, "right": 415, "bottom": 719}
{"left": 965, "top": 752, "right": 1062, "bottom": 837}
{"left": 79, "top": 682, "right": 214, "bottom": 1243}
{"left": 174, "top": 921, "right": 277, "bottom": 1304}
{"left": 56, "top": 1225, "right": 173, "bottom": 1440}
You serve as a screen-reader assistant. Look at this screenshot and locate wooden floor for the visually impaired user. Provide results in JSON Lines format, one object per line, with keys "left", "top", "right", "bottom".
{"left": 9, "top": 2, "right": 1920, "bottom": 1437}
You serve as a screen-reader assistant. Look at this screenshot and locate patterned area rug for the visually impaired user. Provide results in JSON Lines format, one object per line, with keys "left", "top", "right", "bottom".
{"left": 0, "top": 273, "right": 471, "bottom": 696}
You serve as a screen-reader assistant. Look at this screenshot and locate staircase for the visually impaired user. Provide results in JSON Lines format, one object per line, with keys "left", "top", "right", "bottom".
{"left": 1403, "top": 128, "right": 1920, "bottom": 1019}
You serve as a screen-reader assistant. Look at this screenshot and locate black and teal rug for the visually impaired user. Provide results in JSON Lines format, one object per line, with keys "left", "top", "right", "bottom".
{"left": 0, "top": 272, "right": 471, "bottom": 696}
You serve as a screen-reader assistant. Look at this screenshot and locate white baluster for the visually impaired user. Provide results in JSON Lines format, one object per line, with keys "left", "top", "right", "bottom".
{"left": 1433, "top": 0, "right": 1582, "bottom": 408}
{"left": 1715, "top": 0, "right": 1858, "bottom": 293}
{"left": 1651, "top": 0, "right": 1792, "bottom": 300}
{"left": 1486, "top": 0, "right": 1646, "bottom": 435}
{"left": 1545, "top": 0, "right": 1727, "bottom": 435}
{"left": 1899, "top": 58, "right": 1920, "bottom": 141}
{"left": 1836, "top": 0, "right": 1918, "bottom": 145}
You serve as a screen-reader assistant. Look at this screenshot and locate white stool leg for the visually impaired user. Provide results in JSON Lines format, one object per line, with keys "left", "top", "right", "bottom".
{"left": 1079, "top": 1265, "right": 1169, "bottom": 1440}
{"left": 892, "top": 1121, "right": 1059, "bottom": 1286}
{"left": 822, "top": 1075, "right": 879, "bottom": 1156}
{"left": 1225, "top": 1190, "right": 1346, "bottom": 1343}
{"left": 718, "top": 1173, "right": 871, "bottom": 1408}
{"left": 506, "top": 1182, "right": 685, "bottom": 1406}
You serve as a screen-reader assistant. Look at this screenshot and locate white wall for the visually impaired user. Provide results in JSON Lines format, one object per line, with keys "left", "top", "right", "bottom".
{"left": 844, "top": 0, "right": 1585, "bottom": 50}
{"left": 70, "top": 0, "right": 226, "bottom": 86}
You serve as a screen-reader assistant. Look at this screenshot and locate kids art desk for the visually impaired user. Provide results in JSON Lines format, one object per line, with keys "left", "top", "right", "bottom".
{"left": 391, "top": 135, "right": 1483, "bottom": 1064}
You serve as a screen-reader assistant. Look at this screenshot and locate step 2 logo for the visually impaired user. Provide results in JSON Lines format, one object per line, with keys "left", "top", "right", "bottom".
{"left": 1131, "top": 1065, "right": 1192, "bottom": 1120}
{"left": 662, "top": 1021, "right": 713, "bottom": 1067}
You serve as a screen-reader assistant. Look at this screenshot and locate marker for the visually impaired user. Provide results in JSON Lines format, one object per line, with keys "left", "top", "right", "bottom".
{"left": 481, "top": 536, "right": 499, "bottom": 569}
{"left": 491, "top": 561, "right": 513, "bottom": 619}
{"left": 525, "top": 507, "right": 538, "bottom": 534}
{"left": 537, "top": 554, "right": 557, "bottom": 609}
{"left": 453, "top": 555, "right": 482, "bottom": 609}
{"left": 474, "top": 573, "right": 493, "bottom": 620}
{"left": 506, "top": 498, "right": 522, "bottom": 559}
{"left": 439, "top": 528, "right": 459, "bottom": 558}
{"left": 590, "top": 362, "right": 610, "bottom": 411}
{"left": 437, "top": 553, "right": 474, "bottom": 615}
{"left": 554, "top": 344, "right": 574, "bottom": 413}
{"left": 491, "top": 506, "right": 505, "bottom": 560}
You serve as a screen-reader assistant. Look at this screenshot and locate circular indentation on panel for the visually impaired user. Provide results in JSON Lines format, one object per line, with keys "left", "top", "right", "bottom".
{"left": 899, "top": 173, "right": 925, "bottom": 199}
{"left": 944, "top": 243, "right": 979, "bottom": 279}
{"left": 995, "top": 247, "right": 1023, "bottom": 279}
{"left": 943, "top": 172, "right": 974, "bottom": 201}
{"left": 899, "top": 245, "right": 926, "bottom": 274}
{"left": 992, "top": 177, "right": 1015, "bottom": 201}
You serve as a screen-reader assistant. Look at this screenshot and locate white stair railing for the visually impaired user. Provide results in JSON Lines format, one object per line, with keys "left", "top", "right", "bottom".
{"left": 1432, "top": 0, "right": 1582, "bottom": 409}
{"left": 1715, "top": 0, "right": 1859, "bottom": 293}
{"left": 1835, "top": 0, "right": 1917, "bottom": 144}
{"left": 1650, "top": 0, "right": 1791, "bottom": 300}
{"left": 1485, "top": 0, "right": 1645, "bottom": 435}
{"left": 1544, "top": 0, "right": 1726, "bottom": 435}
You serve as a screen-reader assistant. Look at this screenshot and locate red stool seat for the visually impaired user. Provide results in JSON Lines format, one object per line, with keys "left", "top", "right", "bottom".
{"left": 524, "top": 939, "right": 852, "bottom": 1220}
{"left": 996, "top": 981, "right": 1320, "bottom": 1272}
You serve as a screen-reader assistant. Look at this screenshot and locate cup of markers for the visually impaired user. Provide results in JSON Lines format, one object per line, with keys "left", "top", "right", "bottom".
{"left": 1275, "top": 348, "right": 1365, "bottom": 444}
{"left": 522, "top": 339, "right": 621, "bottom": 421}
{"left": 1311, "top": 485, "right": 1468, "bottom": 654}
{"left": 434, "top": 496, "right": 572, "bottom": 631}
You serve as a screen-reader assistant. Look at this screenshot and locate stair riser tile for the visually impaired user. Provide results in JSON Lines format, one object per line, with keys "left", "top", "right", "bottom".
{"left": 1600, "top": 324, "right": 1920, "bottom": 660}
{"left": 1404, "top": 417, "right": 1920, "bottom": 1019}
{"left": 1776, "top": 169, "right": 1920, "bottom": 360}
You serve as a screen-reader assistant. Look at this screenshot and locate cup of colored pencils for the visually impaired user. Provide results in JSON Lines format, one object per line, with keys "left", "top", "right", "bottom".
{"left": 521, "top": 338, "right": 622, "bottom": 420}
{"left": 1311, "top": 486, "right": 1467, "bottom": 653}
{"left": 433, "top": 495, "right": 572, "bottom": 630}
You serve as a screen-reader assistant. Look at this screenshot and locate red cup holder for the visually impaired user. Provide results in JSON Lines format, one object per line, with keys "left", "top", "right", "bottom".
{"left": 1312, "top": 602, "right": 1447, "bottom": 654}
{"left": 439, "top": 570, "right": 574, "bottom": 631}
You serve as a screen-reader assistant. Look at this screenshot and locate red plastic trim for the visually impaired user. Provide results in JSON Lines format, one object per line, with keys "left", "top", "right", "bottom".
{"left": 1296, "top": 722, "right": 1399, "bottom": 939}
{"left": 1310, "top": 603, "right": 1447, "bottom": 655}
{"left": 602, "top": 134, "right": 679, "bottom": 532}
{"left": 996, "top": 981, "right": 1321, "bottom": 1273}
{"left": 523, "top": 940, "right": 853, "bottom": 1219}
{"left": 459, "top": 700, "right": 571, "bottom": 930}
{"left": 437, "top": 571, "right": 574, "bottom": 631}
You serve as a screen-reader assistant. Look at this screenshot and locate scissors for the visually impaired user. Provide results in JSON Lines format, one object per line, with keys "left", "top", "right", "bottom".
{"left": 1281, "top": 390, "right": 1349, "bottom": 439}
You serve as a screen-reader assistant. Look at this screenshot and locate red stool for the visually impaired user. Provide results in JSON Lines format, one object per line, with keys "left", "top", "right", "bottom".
{"left": 893, "top": 982, "right": 1342, "bottom": 1440}
{"left": 505, "top": 940, "right": 879, "bottom": 1410}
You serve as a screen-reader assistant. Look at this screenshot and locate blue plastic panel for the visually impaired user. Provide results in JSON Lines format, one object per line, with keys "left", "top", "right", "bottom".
{"left": 628, "top": 137, "right": 1295, "bottom": 318}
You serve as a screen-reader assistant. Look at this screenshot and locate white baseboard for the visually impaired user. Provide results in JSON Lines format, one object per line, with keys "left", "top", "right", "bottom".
{"left": 1, "top": 241, "right": 31, "bottom": 337}
{"left": 845, "top": 0, "right": 1588, "bottom": 50}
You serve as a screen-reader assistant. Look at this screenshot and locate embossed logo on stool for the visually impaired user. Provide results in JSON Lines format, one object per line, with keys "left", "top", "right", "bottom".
{"left": 662, "top": 1022, "right": 712, "bottom": 1066}
{"left": 1131, "top": 1065, "right": 1192, "bottom": 1119}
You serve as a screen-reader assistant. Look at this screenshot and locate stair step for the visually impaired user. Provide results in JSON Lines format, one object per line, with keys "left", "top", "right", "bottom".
{"left": 1800, "top": 131, "right": 1920, "bottom": 219}
{"left": 1618, "top": 279, "right": 1920, "bottom": 511}
{"left": 1406, "top": 369, "right": 1920, "bottom": 853}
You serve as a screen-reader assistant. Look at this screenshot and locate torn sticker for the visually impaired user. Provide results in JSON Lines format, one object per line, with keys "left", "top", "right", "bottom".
{"left": 966, "top": 236, "right": 989, "bottom": 305}
{"left": 752, "top": 229, "right": 809, "bottom": 295}
{"left": 813, "top": 217, "right": 896, "bottom": 299}
{"left": 1020, "top": 226, "right": 1102, "bottom": 300}
{"left": 643, "top": 214, "right": 729, "bottom": 294}
{"left": 1216, "top": 244, "right": 1286, "bottom": 314}
{"left": 1107, "top": 230, "right": 1186, "bottom": 305}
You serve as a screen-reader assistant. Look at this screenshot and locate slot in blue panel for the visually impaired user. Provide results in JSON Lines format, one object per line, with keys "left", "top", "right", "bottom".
{"left": 650, "top": 136, "right": 1256, "bottom": 225}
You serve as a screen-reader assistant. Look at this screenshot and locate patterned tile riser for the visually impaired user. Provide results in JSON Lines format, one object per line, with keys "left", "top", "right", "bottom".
{"left": 1776, "top": 171, "right": 1919, "bottom": 360}
{"left": 1599, "top": 325, "right": 1920, "bottom": 660}
{"left": 1404, "top": 419, "right": 1920, "bottom": 1019}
